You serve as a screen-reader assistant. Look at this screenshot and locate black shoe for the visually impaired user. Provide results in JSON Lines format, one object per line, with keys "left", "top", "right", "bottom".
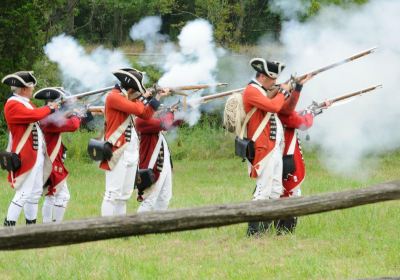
{"left": 261, "top": 220, "right": 274, "bottom": 232}
{"left": 4, "top": 218, "right": 16, "bottom": 227}
{"left": 247, "top": 222, "right": 263, "bottom": 237}
{"left": 26, "top": 219, "right": 36, "bottom": 225}
{"left": 276, "top": 217, "right": 298, "bottom": 235}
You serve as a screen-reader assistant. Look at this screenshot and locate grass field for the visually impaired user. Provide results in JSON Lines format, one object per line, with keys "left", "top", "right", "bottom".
{"left": 0, "top": 134, "right": 399, "bottom": 279}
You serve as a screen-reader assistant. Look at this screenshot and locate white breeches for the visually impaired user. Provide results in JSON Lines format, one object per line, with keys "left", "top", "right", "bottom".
{"left": 253, "top": 146, "right": 284, "bottom": 200}
{"left": 104, "top": 141, "right": 138, "bottom": 202}
{"left": 137, "top": 156, "right": 172, "bottom": 213}
{"left": 42, "top": 181, "right": 70, "bottom": 223}
{"left": 102, "top": 138, "right": 139, "bottom": 217}
{"left": 12, "top": 151, "right": 44, "bottom": 206}
{"left": 50, "top": 181, "right": 70, "bottom": 208}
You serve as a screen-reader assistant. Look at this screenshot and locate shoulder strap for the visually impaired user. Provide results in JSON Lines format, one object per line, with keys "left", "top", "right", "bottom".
{"left": 252, "top": 113, "right": 272, "bottom": 142}
{"left": 239, "top": 107, "right": 256, "bottom": 139}
{"left": 49, "top": 135, "right": 62, "bottom": 162}
{"left": 15, "top": 123, "right": 34, "bottom": 154}
{"left": 148, "top": 133, "right": 164, "bottom": 169}
{"left": 287, "top": 132, "right": 297, "bottom": 155}
{"left": 107, "top": 116, "right": 132, "bottom": 145}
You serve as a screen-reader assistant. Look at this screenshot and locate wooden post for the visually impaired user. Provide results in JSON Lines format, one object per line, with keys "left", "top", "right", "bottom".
{"left": 0, "top": 180, "right": 398, "bottom": 250}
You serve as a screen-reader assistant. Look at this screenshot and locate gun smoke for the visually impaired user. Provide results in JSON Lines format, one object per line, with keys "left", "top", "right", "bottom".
{"left": 265, "top": 0, "right": 400, "bottom": 176}
{"left": 44, "top": 34, "right": 130, "bottom": 93}
{"left": 131, "top": 17, "right": 221, "bottom": 126}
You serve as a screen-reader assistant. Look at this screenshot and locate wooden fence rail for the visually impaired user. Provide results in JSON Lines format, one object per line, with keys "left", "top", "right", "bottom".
{"left": 0, "top": 180, "right": 399, "bottom": 250}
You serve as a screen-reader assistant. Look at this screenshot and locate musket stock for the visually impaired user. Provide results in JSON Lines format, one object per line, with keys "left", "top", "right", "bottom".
{"left": 87, "top": 106, "right": 105, "bottom": 114}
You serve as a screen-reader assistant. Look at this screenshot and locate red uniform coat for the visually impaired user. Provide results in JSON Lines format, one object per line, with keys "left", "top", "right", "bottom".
{"left": 242, "top": 83, "right": 291, "bottom": 178}
{"left": 4, "top": 96, "right": 52, "bottom": 188}
{"left": 279, "top": 90, "right": 314, "bottom": 196}
{"left": 99, "top": 87, "right": 155, "bottom": 170}
{"left": 41, "top": 116, "right": 81, "bottom": 194}
{"left": 136, "top": 112, "right": 175, "bottom": 181}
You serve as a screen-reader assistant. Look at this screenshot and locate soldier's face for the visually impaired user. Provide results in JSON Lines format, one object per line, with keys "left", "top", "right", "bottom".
{"left": 127, "top": 88, "right": 141, "bottom": 100}
{"left": 21, "top": 86, "right": 34, "bottom": 98}
{"left": 260, "top": 74, "right": 276, "bottom": 89}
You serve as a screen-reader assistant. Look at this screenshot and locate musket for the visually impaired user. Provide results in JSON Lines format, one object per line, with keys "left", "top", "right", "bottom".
{"left": 66, "top": 86, "right": 114, "bottom": 101}
{"left": 87, "top": 105, "right": 105, "bottom": 114}
{"left": 86, "top": 99, "right": 182, "bottom": 115}
{"left": 307, "top": 84, "right": 382, "bottom": 115}
{"left": 197, "top": 88, "right": 245, "bottom": 103}
{"left": 149, "top": 83, "right": 228, "bottom": 97}
{"left": 293, "top": 47, "right": 377, "bottom": 82}
{"left": 169, "top": 83, "right": 228, "bottom": 91}
{"left": 195, "top": 47, "right": 378, "bottom": 104}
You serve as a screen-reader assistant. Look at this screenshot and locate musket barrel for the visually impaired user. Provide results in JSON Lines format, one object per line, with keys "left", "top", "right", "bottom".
{"left": 67, "top": 86, "right": 114, "bottom": 100}
{"left": 318, "top": 84, "right": 382, "bottom": 107}
{"left": 171, "top": 83, "right": 228, "bottom": 91}
{"left": 296, "top": 47, "right": 378, "bottom": 81}
{"left": 201, "top": 87, "right": 244, "bottom": 102}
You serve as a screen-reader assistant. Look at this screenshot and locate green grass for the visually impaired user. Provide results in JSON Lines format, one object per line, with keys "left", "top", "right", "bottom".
{"left": 0, "top": 133, "right": 399, "bottom": 279}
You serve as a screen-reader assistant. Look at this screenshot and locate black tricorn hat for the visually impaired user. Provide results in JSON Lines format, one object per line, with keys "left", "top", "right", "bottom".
{"left": 33, "top": 87, "right": 66, "bottom": 100}
{"left": 250, "top": 58, "right": 285, "bottom": 79}
{"left": 1, "top": 71, "right": 37, "bottom": 87}
{"left": 112, "top": 68, "right": 146, "bottom": 94}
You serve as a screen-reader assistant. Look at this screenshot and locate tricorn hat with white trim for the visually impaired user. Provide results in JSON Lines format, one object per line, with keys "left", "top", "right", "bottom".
{"left": 250, "top": 58, "right": 285, "bottom": 79}
{"left": 112, "top": 68, "right": 146, "bottom": 94}
{"left": 33, "top": 87, "right": 66, "bottom": 100}
{"left": 1, "top": 71, "right": 37, "bottom": 87}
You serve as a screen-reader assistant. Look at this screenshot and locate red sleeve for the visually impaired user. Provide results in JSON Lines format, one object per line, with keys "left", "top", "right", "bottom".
{"left": 243, "top": 86, "right": 285, "bottom": 113}
{"left": 4, "top": 101, "right": 52, "bottom": 124}
{"left": 279, "top": 111, "right": 313, "bottom": 130}
{"left": 41, "top": 116, "right": 81, "bottom": 133}
{"left": 108, "top": 93, "right": 154, "bottom": 120}
{"left": 136, "top": 117, "right": 162, "bottom": 134}
{"left": 136, "top": 112, "right": 175, "bottom": 134}
{"left": 280, "top": 90, "right": 300, "bottom": 115}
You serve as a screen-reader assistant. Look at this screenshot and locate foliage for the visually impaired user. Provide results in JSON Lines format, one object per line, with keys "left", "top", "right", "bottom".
{"left": 0, "top": 0, "right": 370, "bottom": 137}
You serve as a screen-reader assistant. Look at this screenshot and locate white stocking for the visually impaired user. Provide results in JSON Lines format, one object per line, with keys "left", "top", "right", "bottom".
{"left": 42, "top": 196, "right": 55, "bottom": 223}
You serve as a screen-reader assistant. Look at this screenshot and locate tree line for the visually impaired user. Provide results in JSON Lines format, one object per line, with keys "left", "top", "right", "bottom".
{"left": 0, "top": 0, "right": 367, "bottom": 140}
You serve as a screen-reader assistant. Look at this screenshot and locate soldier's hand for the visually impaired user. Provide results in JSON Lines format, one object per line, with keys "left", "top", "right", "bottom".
{"left": 142, "top": 90, "right": 152, "bottom": 99}
{"left": 47, "top": 101, "right": 60, "bottom": 111}
{"left": 322, "top": 100, "right": 332, "bottom": 108}
{"left": 279, "top": 83, "right": 292, "bottom": 99}
{"left": 297, "top": 74, "right": 313, "bottom": 85}
{"left": 280, "top": 83, "right": 291, "bottom": 92}
{"left": 155, "top": 88, "right": 171, "bottom": 100}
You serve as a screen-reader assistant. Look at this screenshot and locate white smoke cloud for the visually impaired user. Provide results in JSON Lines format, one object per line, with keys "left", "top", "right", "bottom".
{"left": 270, "top": 0, "right": 311, "bottom": 19}
{"left": 155, "top": 19, "right": 221, "bottom": 125}
{"left": 268, "top": 0, "right": 400, "bottom": 176}
{"left": 44, "top": 34, "right": 130, "bottom": 93}
{"left": 129, "top": 16, "right": 166, "bottom": 52}
{"left": 158, "top": 19, "right": 218, "bottom": 87}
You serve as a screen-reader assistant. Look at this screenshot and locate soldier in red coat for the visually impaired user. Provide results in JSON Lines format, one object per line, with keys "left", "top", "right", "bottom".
{"left": 36, "top": 87, "right": 91, "bottom": 223}
{"left": 99, "top": 68, "right": 169, "bottom": 217}
{"left": 1, "top": 71, "right": 59, "bottom": 226}
{"left": 242, "top": 58, "right": 292, "bottom": 236}
{"left": 276, "top": 85, "right": 331, "bottom": 234}
{"left": 135, "top": 109, "right": 182, "bottom": 212}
